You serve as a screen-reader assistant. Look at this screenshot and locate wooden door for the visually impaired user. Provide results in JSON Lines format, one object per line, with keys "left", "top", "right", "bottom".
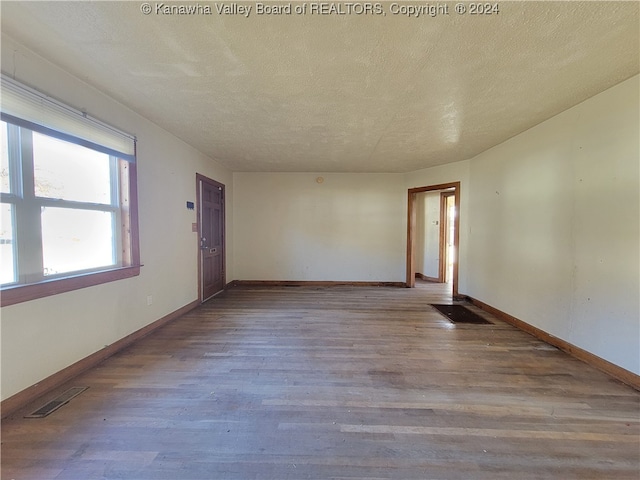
{"left": 198, "top": 175, "right": 224, "bottom": 301}
{"left": 439, "top": 191, "right": 455, "bottom": 283}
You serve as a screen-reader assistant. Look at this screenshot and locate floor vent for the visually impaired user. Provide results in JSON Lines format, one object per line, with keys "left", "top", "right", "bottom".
{"left": 24, "top": 387, "right": 88, "bottom": 418}
{"left": 430, "top": 304, "right": 493, "bottom": 324}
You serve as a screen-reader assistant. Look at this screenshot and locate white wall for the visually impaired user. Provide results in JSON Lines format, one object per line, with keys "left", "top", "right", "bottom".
{"left": 465, "top": 75, "right": 639, "bottom": 374}
{"left": 415, "top": 192, "right": 441, "bottom": 279}
{"left": 233, "top": 173, "right": 406, "bottom": 282}
{"left": 0, "top": 35, "right": 234, "bottom": 401}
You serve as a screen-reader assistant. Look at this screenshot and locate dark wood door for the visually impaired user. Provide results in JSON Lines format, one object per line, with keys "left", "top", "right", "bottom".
{"left": 198, "top": 175, "right": 224, "bottom": 301}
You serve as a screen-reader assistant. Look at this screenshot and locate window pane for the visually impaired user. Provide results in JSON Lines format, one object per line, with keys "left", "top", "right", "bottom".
{"left": 1, "top": 203, "right": 16, "bottom": 284}
{"left": 33, "top": 132, "right": 112, "bottom": 204}
{"left": 1, "top": 122, "right": 10, "bottom": 194}
{"left": 41, "top": 207, "right": 115, "bottom": 276}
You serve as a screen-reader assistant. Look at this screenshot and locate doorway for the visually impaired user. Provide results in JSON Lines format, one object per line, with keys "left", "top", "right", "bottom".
{"left": 197, "top": 174, "right": 225, "bottom": 302}
{"left": 406, "top": 182, "right": 460, "bottom": 297}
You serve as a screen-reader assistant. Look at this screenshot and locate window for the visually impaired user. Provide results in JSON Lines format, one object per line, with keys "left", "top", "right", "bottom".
{"left": 1, "top": 76, "right": 139, "bottom": 306}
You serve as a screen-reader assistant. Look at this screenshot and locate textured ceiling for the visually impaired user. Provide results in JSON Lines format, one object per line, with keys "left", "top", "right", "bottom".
{"left": 1, "top": 1, "right": 638, "bottom": 173}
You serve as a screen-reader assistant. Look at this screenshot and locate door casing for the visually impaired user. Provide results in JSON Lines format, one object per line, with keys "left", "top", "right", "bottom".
{"left": 406, "top": 182, "right": 460, "bottom": 297}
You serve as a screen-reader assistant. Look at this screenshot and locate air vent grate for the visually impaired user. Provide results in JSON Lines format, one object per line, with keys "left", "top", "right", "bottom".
{"left": 24, "top": 387, "right": 88, "bottom": 418}
{"left": 430, "top": 304, "right": 492, "bottom": 324}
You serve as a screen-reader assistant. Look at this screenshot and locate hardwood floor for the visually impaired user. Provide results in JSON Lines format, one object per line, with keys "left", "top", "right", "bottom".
{"left": 2, "top": 283, "right": 639, "bottom": 479}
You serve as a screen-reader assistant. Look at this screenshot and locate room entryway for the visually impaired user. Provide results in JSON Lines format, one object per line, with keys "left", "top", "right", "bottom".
{"left": 406, "top": 182, "right": 460, "bottom": 298}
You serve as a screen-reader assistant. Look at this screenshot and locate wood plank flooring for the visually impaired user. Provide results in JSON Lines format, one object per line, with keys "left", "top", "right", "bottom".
{"left": 2, "top": 283, "right": 639, "bottom": 479}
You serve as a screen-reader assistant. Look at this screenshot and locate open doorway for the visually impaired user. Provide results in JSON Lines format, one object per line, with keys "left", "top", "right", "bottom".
{"left": 406, "top": 182, "right": 460, "bottom": 297}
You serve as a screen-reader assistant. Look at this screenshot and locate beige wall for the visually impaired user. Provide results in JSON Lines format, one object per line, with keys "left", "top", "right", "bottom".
{"left": 0, "top": 35, "right": 234, "bottom": 401}
{"left": 233, "top": 173, "right": 406, "bottom": 282}
{"left": 464, "top": 75, "right": 639, "bottom": 374}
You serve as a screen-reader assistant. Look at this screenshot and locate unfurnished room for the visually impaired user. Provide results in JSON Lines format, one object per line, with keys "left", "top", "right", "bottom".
{"left": 0, "top": 1, "right": 638, "bottom": 479}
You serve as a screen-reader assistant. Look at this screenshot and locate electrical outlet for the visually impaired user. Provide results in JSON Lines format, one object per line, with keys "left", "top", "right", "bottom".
{"left": 146, "top": 295, "right": 153, "bottom": 306}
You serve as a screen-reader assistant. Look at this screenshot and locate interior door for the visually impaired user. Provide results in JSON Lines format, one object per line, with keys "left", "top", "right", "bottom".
{"left": 439, "top": 191, "right": 455, "bottom": 283}
{"left": 198, "top": 175, "right": 224, "bottom": 301}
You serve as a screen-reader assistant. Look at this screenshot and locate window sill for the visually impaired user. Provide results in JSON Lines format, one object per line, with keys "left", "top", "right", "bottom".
{"left": 0, "top": 265, "right": 141, "bottom": 307}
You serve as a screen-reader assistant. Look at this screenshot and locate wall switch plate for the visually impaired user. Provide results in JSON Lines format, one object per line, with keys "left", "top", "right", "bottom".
{"left": 146, "top": 295, "right": 153, "bottom": 306}
{"left": 192, "top": 223, "right": 198, "bottom": 232}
